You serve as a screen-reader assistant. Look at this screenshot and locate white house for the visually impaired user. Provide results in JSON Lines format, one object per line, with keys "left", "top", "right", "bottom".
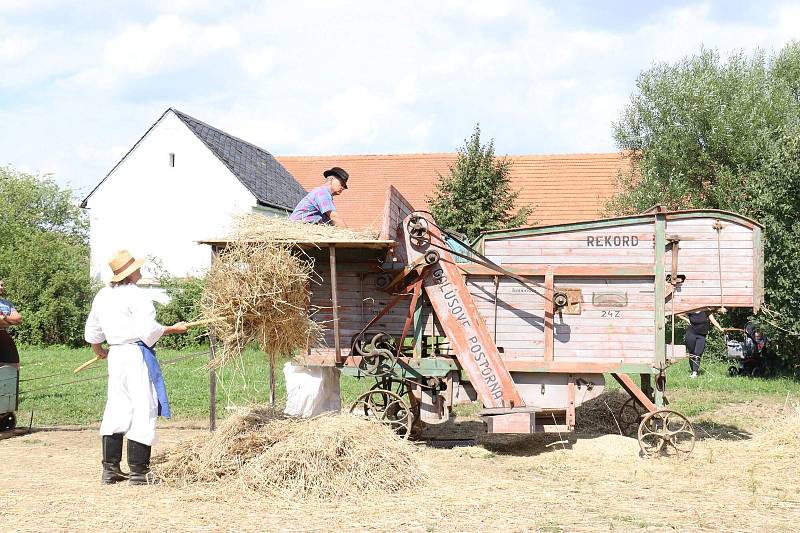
{"left": 81, "top": 108, "right": 307, "bottom": 284}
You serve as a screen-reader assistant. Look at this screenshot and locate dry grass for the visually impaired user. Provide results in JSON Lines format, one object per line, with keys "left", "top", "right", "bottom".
{"left": 4, "top": 401, "right": 800, "bottom": 531}
{"left": 200, "top": 239, "right": 322, "bottom": 368}
{"left": 199, "top": 214, "right": 382, "bottom": 369}
{"left": 151, "top": 406, "right": 424, "bottom": 500}
{"left": 233, "top": 213, "right": 379, "bottom": 243}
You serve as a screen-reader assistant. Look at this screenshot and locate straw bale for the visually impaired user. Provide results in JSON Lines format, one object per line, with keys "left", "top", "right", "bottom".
{"left": 151, "top": 407, "right": 424, "bottom": 500}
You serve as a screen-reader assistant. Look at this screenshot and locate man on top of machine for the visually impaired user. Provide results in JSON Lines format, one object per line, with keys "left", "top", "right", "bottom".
{"left": 290, "top": 166, "right": 349, "bottom": 227}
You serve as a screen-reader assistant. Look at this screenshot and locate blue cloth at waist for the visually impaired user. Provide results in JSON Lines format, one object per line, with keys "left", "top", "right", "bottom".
{"left": 136, "top": 341, "right": 171, "bottom": 418}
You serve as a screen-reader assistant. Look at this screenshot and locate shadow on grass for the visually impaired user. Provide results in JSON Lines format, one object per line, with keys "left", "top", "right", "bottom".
{"left": 692, "top": 420, "right": 752, "bottom": 441}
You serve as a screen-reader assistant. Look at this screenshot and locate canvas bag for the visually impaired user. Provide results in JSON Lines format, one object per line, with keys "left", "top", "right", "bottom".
{"left": 283, "top": 362, "right": 342, "bottom": 417}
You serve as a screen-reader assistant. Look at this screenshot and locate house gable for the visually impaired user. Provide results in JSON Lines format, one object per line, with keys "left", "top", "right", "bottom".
{"left": 84, "top": 112, "right": 263, "bottom": 280}
{"left": 171, "top": 109, "right": 306, "bottom": 211}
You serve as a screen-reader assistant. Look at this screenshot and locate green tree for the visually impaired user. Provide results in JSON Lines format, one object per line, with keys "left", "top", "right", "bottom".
{"left": 0, "top": 167, "right": 94, "bottom": 346}
{"left": 429, "top": 124, "right": 532, "bottom": 242}
{"left": 155, "top": 276, "right": 206, "bottom": 350}
{"left": 609, "top": 42, "right": 800, "bottom": 369}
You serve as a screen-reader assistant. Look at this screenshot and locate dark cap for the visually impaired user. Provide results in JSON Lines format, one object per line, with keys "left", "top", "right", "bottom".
{"left": 323, "top": 166, "right": 349, "bottom": 189}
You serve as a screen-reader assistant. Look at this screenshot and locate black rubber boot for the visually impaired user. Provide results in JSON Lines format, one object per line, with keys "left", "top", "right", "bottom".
{"left": 101, "top": 433, "right": 128, "bottom": 484}
{"left": 127, "top": 439, "right": 158, "bottom": 485}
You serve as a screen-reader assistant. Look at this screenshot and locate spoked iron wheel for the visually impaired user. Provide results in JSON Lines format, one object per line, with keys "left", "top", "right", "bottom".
{"left": 637, "top": 409, "right": 695, "bottom": 458}
{"left": 350, "top": 389, "right": 413, "bottom": 439}
{"left": 618, "top": 398, "right": 644, "bottom": 436}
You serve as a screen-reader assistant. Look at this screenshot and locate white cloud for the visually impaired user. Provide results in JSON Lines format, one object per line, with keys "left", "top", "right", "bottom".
{"left": 1, "top": 0, "right": 799, "bottom": 192}
{"left": 61, "top": 15, "right": 240, "bottom": 89}
{"left": 0, "top": 30, "right": 35, "bottom": 63}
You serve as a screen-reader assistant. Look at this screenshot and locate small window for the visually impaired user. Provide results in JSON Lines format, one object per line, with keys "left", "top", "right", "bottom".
{"left": 169, "top": 153, "right": 175, "bottom": 167}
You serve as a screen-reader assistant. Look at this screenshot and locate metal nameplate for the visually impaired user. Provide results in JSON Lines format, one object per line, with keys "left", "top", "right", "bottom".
{"left": 592, "top": 291, "right": 628, "bottom": 307}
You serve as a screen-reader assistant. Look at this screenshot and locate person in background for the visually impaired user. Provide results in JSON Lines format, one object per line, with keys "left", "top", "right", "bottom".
{"left": 289, "top": 166, "right": 349, "bottom": 227}
{"left": 0, "top": 279, "right": 22, "bottom": 371}
{"left": 85, "top": 251, "right": 187, "bottom": 485}
{"left": 679, "top": 307, "right": 723, "bottom": 378}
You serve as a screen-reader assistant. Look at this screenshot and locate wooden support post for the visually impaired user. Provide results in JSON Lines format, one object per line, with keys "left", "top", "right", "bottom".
{"left": 566, "top": 374, "right": 576, "bottom": 429}
{"left": 544, "top": 271, "right": 554, "bottom": 362}
{"left": 492, "top": 276, "right": 499, "bottom": 342}
{"left": 640, "top": 373, "right": 653, "bottom": 402}
{"left": 269, "top": 353, "right": 276, "bottom": 406}
{"left": 208, "top": 244, "right": 220, "bottom": 432}
{"left": 654, "top": 214, "right": 667, "bottom": 368}
{"left": 208, "top": 335, "right": 218, "bottom": 432}
{"left": 329, "top": 245, "right": 341, "bottom": 363}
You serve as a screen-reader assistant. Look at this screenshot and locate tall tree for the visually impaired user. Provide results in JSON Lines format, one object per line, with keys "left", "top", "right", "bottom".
{"left": 0, "top": 167, "right": 94, "bottom": 346}
{"left": 429, "top": 124, "right": 532, "bottom": 242}
{"left": 609, "top": 42, "right": 800, "bottom": 369}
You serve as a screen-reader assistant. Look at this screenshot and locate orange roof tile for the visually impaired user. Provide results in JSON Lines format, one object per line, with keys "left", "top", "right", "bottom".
{"left": 276, "top": 152, "right": 628, "bottom": 231}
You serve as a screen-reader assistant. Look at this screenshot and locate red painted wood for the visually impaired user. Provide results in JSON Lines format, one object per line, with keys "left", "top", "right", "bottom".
{"left": 402, "top": 213, "right": 523, "bottom": 408}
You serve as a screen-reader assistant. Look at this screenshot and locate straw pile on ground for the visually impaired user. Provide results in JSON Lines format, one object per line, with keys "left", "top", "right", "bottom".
{"left": 151, "top": 407, "right": 424, "bottom": 500}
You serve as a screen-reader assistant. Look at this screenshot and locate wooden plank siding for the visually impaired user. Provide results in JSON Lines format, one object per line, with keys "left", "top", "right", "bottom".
{"left": 303, "top": 209, "right": 763, "bottom": 378}
{"left": 664, "top": 217, "right": 757, "bottom": 313}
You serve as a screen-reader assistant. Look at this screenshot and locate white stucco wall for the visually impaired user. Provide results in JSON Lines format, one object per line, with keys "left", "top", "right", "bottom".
{"left": 84, "top": 111, "right": 257, "bottom": 282}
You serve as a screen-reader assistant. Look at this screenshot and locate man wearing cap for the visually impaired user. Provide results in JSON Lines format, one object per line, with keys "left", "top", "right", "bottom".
{"left": 290, "top": 166, "right": 349, "bottom": 227}
{"left": 85, "top": 250, "right": 188, "bottom": 485}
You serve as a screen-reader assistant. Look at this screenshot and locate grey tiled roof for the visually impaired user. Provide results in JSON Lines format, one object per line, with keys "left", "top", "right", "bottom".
{"left": 172, "top": 108, "right": 307, "bottom": 210}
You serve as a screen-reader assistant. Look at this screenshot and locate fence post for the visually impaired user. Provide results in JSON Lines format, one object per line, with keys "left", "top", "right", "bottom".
{"left": 208, "top": 335, "right": 217, "bottom": 432}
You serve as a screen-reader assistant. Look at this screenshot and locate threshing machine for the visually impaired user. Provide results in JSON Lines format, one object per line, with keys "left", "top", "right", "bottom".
{"left": 206, "top": 187, "right": 764, "bottom": 456}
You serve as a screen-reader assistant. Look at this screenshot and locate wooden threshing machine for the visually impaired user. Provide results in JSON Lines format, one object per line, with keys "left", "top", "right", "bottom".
{"left": 298, "top": 188, "right": 764, "bottom": 456}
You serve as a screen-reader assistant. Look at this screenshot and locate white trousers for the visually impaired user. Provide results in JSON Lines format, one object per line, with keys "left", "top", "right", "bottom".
{"left": 99, "top": 344, "right": 158, "bottom": 446}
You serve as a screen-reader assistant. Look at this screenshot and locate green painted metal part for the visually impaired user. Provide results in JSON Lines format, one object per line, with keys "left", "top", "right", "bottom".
{"left": 413, "top": 294, "right": 424, "bottom": 358}
{"left": 0, "top": 365, "right": 19, "bottom": 414}
{"left": 654, "top": 214, "right": 667, "bottom": 408}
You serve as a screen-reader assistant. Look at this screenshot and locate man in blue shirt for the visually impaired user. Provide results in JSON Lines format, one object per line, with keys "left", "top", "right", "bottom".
{"left": 290, "top": 167, "right": 349, "bottom": 227}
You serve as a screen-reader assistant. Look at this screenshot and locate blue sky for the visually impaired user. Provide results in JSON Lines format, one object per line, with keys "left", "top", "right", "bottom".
{"left": 1, "top": 0, "right": 798, "bottom": 195}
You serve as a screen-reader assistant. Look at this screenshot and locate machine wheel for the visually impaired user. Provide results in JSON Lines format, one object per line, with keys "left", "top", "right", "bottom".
{"left": 750, "top": 365, "right": 764, "bottom": 378}
{"left": 350, "top": 389, "right": 413, "bottom": 439}
{"left": 354, "top": 332, "right": 397, "bottom": 377}
{"left": 618, "top": 398, "right": 644, "bottom": 435}
{"left": 728, "top": 366, "right": 739, "bottom": 377}
{"left": 637, "top": 410, "right": 695, "bottom": 458}
{"left": 0, "top": 412, "right": 16, "bottom": 432}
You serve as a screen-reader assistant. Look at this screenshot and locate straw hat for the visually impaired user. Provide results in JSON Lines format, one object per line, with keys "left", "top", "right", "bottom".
{"left": 108, "top": 250, "right": 145, "bottom": 282}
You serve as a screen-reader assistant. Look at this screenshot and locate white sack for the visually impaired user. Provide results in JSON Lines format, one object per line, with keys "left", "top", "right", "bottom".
{"left": 283, "top": 362, "right": 341, "bottom": 418}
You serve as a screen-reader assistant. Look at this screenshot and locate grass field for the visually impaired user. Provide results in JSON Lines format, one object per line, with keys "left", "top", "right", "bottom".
{"left": 11, "top": 344, "right": 800, "bottom": 426}
{"left": 14, "top": 345, "right": 372, "bottom": 426}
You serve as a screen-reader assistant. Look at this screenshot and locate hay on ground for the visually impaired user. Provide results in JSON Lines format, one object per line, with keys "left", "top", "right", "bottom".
{"left": 151, "top": 407, "right": 424, "bottom": 500}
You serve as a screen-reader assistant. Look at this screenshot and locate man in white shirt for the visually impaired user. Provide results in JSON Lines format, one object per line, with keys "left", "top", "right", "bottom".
{"left": 85, "top": 250, "right": 187, "bottom": 485}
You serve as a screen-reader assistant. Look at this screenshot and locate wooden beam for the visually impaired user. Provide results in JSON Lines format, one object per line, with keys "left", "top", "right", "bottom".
{"left": 208, "top": 335, "right": 218, "bottom": 432}
{"left": 329, "top": 245, "right": 341, "bottom": 363}
{"left": 459, "top": 264, "right": 655, "bottom": 277}
{"left": 544, "top": 271, "right": 554, "bottom": 362}
{"left": 612, "top": 373, "right": 657, "bottom": 413}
